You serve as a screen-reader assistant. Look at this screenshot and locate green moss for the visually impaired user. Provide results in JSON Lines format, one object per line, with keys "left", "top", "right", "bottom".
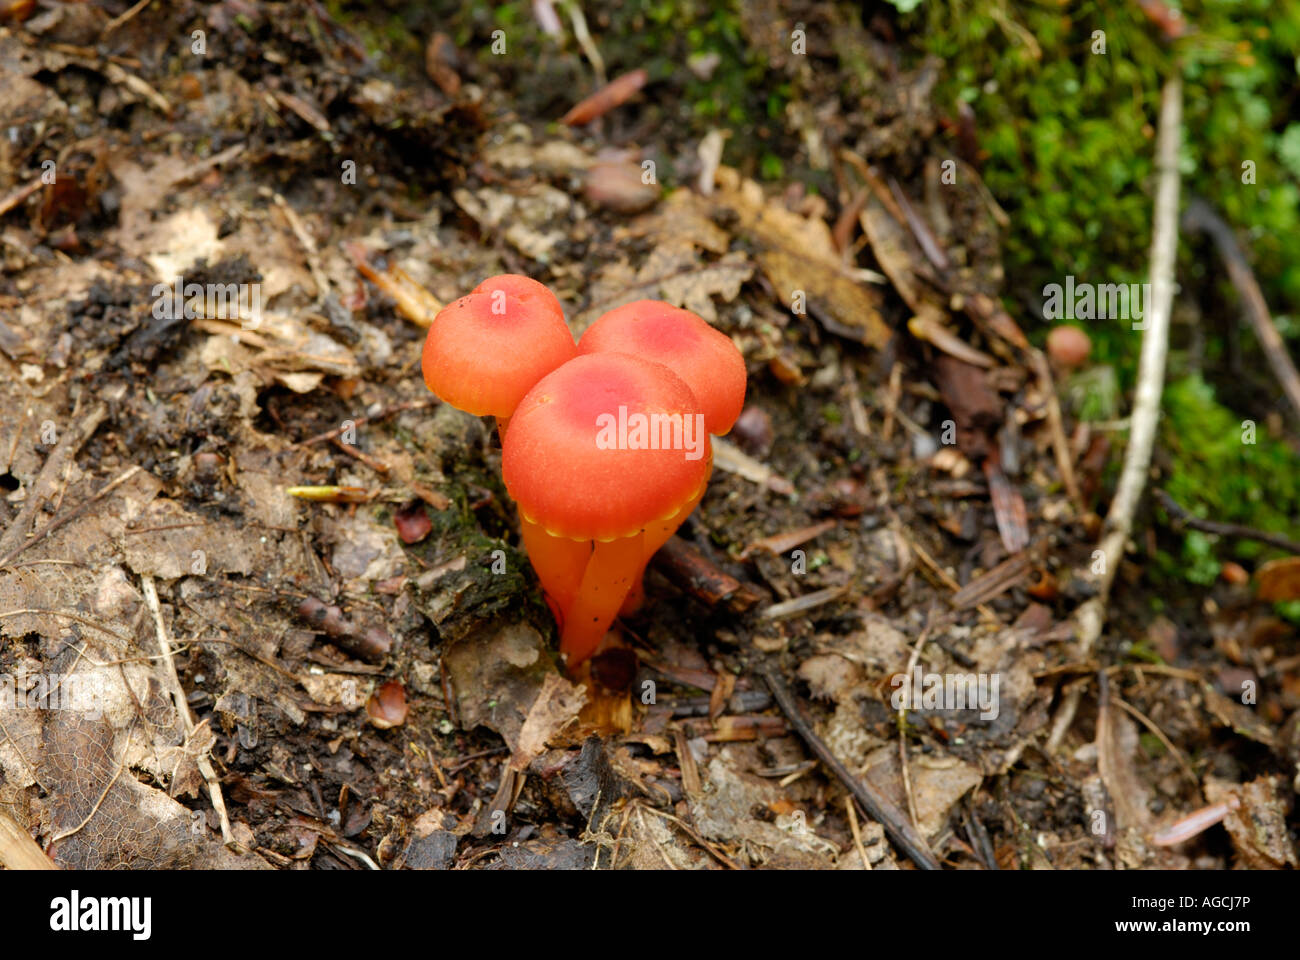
{"left": 906, "top": 0, "right": 1300, "bottom": 364}
{"left": 1156, "top": 375, "right": 1300, "bottom": 578}
{"left": 1139, "top": 732, "right": 1167, "bottom": 756}
{"left": 898, "top": 2, "right": 1300, "bottom": 588}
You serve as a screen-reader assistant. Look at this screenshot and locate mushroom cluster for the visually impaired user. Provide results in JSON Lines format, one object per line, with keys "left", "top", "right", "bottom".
{"left": 422, "top": 281, "right": 746, "bottom": 667}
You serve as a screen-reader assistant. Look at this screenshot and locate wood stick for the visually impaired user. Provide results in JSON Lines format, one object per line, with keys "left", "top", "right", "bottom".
{"left": 0, "top": 809, "right": 57, "bottom": 870}
{"left": 1183, "top": 197, "right": 1300, "bottom": 425}
{"left": 1155, "top": 488, "right": 1300, "bottom": 554}
{"left": 652, "top": 536, "right": 765, "bottom": 612}
{"left": 1050, "top": 75, "right": 1183, "bottom": 753}
{"left": 142, "top": 575, "right": 234, "bottom": 845}
{"left": 760, "top": 664, "right": 941, "bottom": 870}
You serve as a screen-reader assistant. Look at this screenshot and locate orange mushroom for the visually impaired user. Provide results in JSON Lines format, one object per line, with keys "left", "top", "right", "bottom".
{"left": 421, "top": 275, "right": 574, "bottom": 437}
{"left": 578, "top": 300, "right": 746, "bottom": 611}
{"left": 578, "top": 300, "right": 745, "bottom": 434}
{"left": 502, "top": 352, "right": 710, "bottom": 665}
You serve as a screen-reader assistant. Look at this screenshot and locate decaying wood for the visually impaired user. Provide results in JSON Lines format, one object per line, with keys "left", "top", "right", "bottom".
{"left": 652, "top": 537, "right": 766, "bottom": 612}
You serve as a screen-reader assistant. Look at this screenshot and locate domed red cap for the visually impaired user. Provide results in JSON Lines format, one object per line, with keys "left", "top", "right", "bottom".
{"left": 422, "top": 278, "right": 575, "bottom": 418}
{"left": 503, "top": 353, "right": 711, "bottom": 541}
{"left": 472, "top": 274, "right": 564, "bottom": 315}
{"left": 578, "top": 300, "right": 746, "bottom": 434}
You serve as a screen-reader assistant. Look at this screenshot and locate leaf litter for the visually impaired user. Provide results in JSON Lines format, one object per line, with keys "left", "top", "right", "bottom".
{"left": 0, "top": 1, "right": 1294, "bottom": 873}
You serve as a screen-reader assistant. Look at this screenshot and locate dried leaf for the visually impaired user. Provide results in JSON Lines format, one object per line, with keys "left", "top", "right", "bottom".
{"left": 619, "top": 190, "right": 730, "bottom": 253}
{"left": 577, "top": 239, "right": 751, "bottom": 330}
{"left": 1097, "top": 701, "right": 1150, "bottom": 832}
{"left": 712, "top": 167, "right": 890, "bottom": 348}
{"left": 510, "top": 673, "right": 586, "bottom": 772}
{"left": 160, "top": 719, "right": 217, "bottom": 799}
{"left": 1255, "top": 556, "right": 1300, "bottom": 602}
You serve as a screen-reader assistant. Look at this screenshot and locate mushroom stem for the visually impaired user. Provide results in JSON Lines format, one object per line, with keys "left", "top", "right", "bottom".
{"left": 619, "top": 484, "right": 706, "bottom": 615}
{"left": 560, "top": 532, "right": 645, "bottom": 665}
{"left": 519, "top": 516, "right": 589, "bottom": 624}
{"left": 620, "top": 455, "right": 713, "bottom": 615}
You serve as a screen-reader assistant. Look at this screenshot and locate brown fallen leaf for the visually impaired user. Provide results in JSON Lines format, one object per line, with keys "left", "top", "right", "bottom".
{"left": 578, "top": 239, "right": 752, "bottom": 329}
{"left": 442, "top": 622, "right": 562, "bottom": 753}
{"left": 1255, "top": 556, "right": 1300, "bottom": 602}
{"left": 861, "top": 745, "right": 984, "bottom": 839}
{"left": 1096, "top": 693, "right": 1151, "bottom": 833}
{"left": 510, "top": 673, "right": 586, "bottom": 772}
{"left": 348, "top": 243, "right": 441, "bottom": 327}
{"left": 1202, "top": 686, "right": 1275, "bottom": 747}
{"left": 934, "top": 354, "right": 1001, "bottom": 460}
{"left": 619, "top": 191, "right": 730, "bottom": 253}
{"left": 909, "top": 314, "right": 996, "bottom": 368}
{"left": 453, "top": 184, "right": 570, "bottom": 262}
{"left": 562, "top": 69, "right": 648, "bottom": 125}
{"left": 985, "top": 457, "right": 1030, "bottom": 555}
{"left": 859, "top": 194, "right": 930, "bottom": 312}
{"left": 712, "top": 167, "right": 891, "bottom": 348}
{"left": 1204, "top": 776, "right": 1298, "bottom": 868}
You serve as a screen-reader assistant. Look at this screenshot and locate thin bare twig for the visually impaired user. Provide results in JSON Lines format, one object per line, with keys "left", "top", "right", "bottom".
{"left": 1155, "top": 488, "right": 1300, "bottom": 554}
{"left": 141, "top": 576, "right": 234, "bottom": 845}
{"left": 1183, "top": 197, "right": 1300, "bottom": 424}
{"left": 1111, "top": 695, "right": 1198, "bottom": 788}
{"left": 760, "top": 663, "right": 941, "bottom": 870}
{"left": 898, "top": 612, "right": 936, "bottom": 831}
{"left": 1031, "top": 349, "right": 1084, "bottom": 510}
{"left": 289, "top": 399, "right": 436, "bottom": 450}
{"left": 844, "top": 794, "right": 872, "bottom": 870}
{"left": 102, "top": 0, "right": 153, "bottom": 35}
{"left": 1050, "top": 74, "right": 1183, "bottom": 752}
{"left": 272, "top": 192, "right": 330, "bottom": 304}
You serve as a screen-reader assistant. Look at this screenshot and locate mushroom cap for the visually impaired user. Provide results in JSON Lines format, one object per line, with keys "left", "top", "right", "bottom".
{"left": 1046, "top": 324, "right": 1091, "bottom": 370}
{"left": 471, "top": 273, "right": 564, "bottom": 315}
{"left": 422, "top": 282, "right": 576, "bottom": 418}
{"left": 503, "top": 352, "right": 711, "bottom": 541}
{"left": 578, "top": 300, "right": 746, "bottom": 434}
